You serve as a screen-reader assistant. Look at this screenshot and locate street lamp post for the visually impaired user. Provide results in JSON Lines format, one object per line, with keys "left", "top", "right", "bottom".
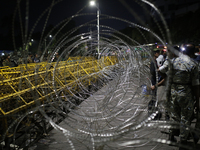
{"left": 97, "top": 7, "right": 100, "bottom": 58}
{"left": 45, "top": 34, "right": 52, "bottom": 51}
{"left": 88, "top": 27, "right": 92, "bottom": 52}
{"left": 89, "top": 0, "right": 100, "bottom": 58}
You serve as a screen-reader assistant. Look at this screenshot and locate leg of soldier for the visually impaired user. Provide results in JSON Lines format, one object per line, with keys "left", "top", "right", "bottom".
{"left": 178, "top": 96, "right": 194, "bottom": 150}
{"left": 194, "top": 112, "right": 200, "bottom": 143}
{"left": 178, "top": 91, "right": 194, "bottom": 141}
{"left": 168, "top": 89, "right": 180, "bottom": 142}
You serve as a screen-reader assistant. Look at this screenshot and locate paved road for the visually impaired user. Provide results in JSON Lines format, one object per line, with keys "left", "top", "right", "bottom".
{"left": 31, "top": 75, "right": 200, "bottom": 150}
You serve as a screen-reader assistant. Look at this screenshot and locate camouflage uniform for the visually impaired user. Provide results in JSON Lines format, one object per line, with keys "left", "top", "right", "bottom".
{"left": 18, "top": 57, "right": 24, "bottom": 65}
{"left": 2, "top": 59, "right": 11, "bottom": 67}
{"left": 160, "top": 56, "right": 199, "bottom": 141}
{"left": 194, "top": 60, "right": 200, "bottom": 130}
{"left": 27, "top": 56, "right": 33, "bottom": 63}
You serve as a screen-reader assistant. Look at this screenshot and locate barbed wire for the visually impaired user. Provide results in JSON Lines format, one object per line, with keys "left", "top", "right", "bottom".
{"left": 1, "top": 0, "right": 199, "bottom": 150}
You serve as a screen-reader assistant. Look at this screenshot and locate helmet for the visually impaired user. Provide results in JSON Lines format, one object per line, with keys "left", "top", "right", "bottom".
{"left": 180, "top": 43, "right": 195, "bottom": 55}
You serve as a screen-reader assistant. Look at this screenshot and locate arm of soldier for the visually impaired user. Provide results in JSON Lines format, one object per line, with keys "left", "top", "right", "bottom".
{"left": 157, "top": 60, "right": 168, "bottom": 86}
{"left": 158, "top": 72, "right": 167, "bottom": 86}
{"left": 158, "top": 59, "right": 169, "bottom": 73}
{"left": 157, "top": 78, "right": 165, "bottom": 86}
{"left": 151, "top": 78, "right": 165, "bottom": 90}
{"left": 192, "top": 66, "right": 200, "bottom": 111}
{"left": 151, "top": 67, "right": 167, "bottom": 89}
{"left": 151, "top": 59, "right": 168, "bottom": 89}
{"left": 192, "top": 85, "right": 199, "bottom": 111}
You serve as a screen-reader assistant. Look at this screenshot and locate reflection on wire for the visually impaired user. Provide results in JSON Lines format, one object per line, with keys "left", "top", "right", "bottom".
{"left": 0, "top": 0, "right": 199, "bottom": 150}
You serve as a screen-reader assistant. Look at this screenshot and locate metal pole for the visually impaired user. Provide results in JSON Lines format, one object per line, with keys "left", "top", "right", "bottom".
{"left": 45, "top": 39, "right": 46, "bottom": 50}
{"left": 89, "top": 28, "right": 92, "bottom": 52}
{"left": 97, "top": 6, "right": 100, "bottom": 58}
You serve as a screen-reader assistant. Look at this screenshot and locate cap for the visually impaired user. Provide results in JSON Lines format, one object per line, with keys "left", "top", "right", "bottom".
{"left": 153, "top": 48, "right": 161, "bottom": 52}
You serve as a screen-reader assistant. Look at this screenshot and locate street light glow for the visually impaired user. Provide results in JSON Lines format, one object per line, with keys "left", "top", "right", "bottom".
{"left": 90, "top": 1, "right": 95, "bottom": 6}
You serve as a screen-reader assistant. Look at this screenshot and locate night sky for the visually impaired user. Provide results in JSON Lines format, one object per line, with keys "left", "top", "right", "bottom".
{"left": 0, "top": 0, "right": 154, "bottom": 50}
{"left": 0, "top": 0, "right": 147, "bottom": 33}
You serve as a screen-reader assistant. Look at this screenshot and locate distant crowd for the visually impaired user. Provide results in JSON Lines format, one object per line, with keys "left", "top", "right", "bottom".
{"left": 0, "top": 52, "right": 59, "bottom": 67}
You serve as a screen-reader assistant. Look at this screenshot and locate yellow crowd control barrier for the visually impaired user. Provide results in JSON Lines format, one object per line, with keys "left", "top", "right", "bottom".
{"left": 0, "top": 56, "right": 118, "bottom": 144}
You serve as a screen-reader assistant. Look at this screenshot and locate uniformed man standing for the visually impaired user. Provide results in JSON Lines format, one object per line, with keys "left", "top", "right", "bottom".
{"left": 159, "top": 44, "right": 199, "bottom": 150}
{"left": 27, "top": 53, "right": 33, "bottom": 63}
{"left": 2, "top": 54, "right": 11, "bottom": 67}
{"left": 180, "top": 43, "right": 200, "bottom": 144}
{"left": 17, "top": 56, "right": 24, "bottom": 65}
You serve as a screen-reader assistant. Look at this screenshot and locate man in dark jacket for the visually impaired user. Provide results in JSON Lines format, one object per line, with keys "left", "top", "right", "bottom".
{"left": 148, "top": 48, "right": 165, "bottom": 120}
{"left": 150, "top": 48, "right": 165, "bottom": 95}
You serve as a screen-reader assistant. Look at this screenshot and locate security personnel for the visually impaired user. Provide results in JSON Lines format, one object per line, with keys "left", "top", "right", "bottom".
{"left": 2, "top": 54, "right": 11, "bottom": 67}
{"left": 159, "top": 44, "right": 199, "bottom": 149}
{"left": 27, "top": 53, "right": 33, "bottom": 63}
{"left": 17, "top": 56, "right": 24, "bottom": 65}
{"left": 180, "top": 43, "right": 200, "bottom": 144}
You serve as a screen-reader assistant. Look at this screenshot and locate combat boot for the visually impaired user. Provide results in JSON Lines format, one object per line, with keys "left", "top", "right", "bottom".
{"left": 168, "top": 132, "right": 177, "bottom": 146}
{"left": 193, "top": 133, "right": 199, "bottom": 144}
{"left": 179, "top": 138, "right": 188, "bottom": 150}
{"left": 169, "top": 133, "right": 177, "bottom": 142}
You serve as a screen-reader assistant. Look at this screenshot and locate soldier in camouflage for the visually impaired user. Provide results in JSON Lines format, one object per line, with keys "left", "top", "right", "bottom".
{"left": 2, "top": 54, "right": 11, "bottom": 67}
{"left": 159, "top": 44, "right": 199, "bottom": 149}
{"left": 17, "top": 56, "right": 24, "bottom": 65}
{"left": 27, "top": 53, "right": 33, "bottom": 63}
{"left": 180, "top": 44, "right": 200, "bottom": 144}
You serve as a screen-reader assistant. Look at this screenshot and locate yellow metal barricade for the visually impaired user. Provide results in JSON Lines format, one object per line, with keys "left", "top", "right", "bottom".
{"left": 0, "top": 56, "right": 118, "bottom": 144}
